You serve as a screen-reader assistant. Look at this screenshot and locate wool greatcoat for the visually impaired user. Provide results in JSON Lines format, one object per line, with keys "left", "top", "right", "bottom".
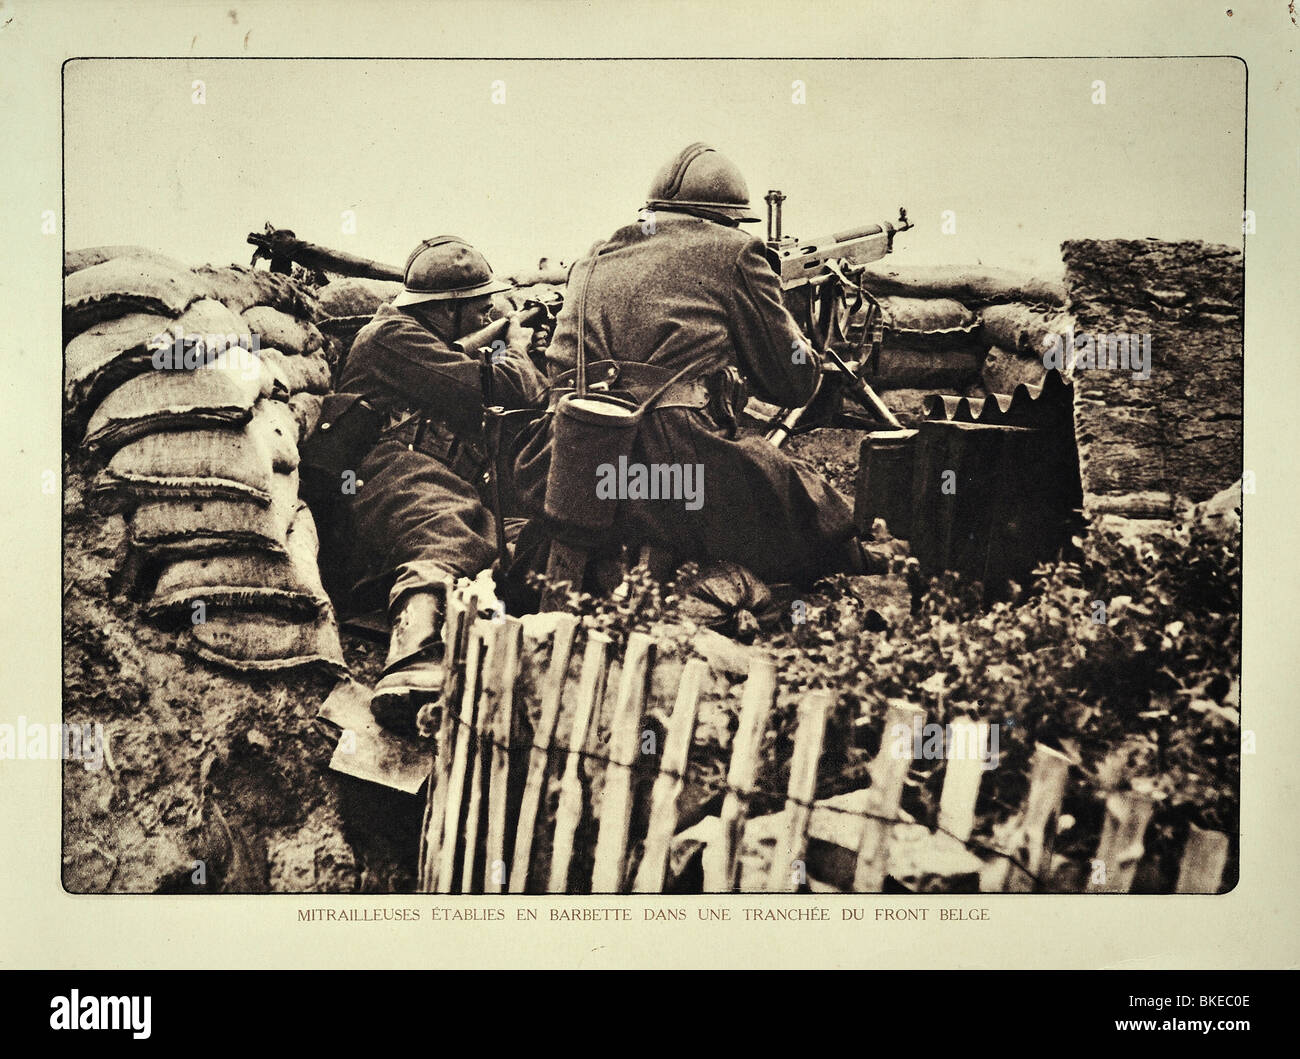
{"left": 338, "top": 302, "right": 547, "bottom": 611}
{"left": 513, "top": 211, "right": 863, "bottom": 585}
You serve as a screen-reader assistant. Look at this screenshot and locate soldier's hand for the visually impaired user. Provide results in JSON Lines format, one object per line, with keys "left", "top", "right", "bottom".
{"left": 528, "top": 321, "right": 553, "bottom": 358}
{"left": 505, "top": 312, "right": 535, "bottom": 353}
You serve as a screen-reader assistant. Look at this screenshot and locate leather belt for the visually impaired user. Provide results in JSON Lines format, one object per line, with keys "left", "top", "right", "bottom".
{"left": 382, "top": 410, "right": 487, "bottom": 482}
{"left": 547, "top": 359, "right": 714, "bottom": 412}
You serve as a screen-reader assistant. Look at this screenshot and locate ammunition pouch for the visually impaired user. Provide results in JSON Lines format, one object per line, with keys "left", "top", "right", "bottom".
{"left": 383, "top": 413, "right": 489, "bottom": 486}
{"left": 299, "top": 392, "right": 384, "bottom": 480}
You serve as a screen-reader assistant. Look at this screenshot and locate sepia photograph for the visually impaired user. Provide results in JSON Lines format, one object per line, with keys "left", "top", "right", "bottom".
{"left": 55, "top": 55, "right": 1247, "bottom": 900}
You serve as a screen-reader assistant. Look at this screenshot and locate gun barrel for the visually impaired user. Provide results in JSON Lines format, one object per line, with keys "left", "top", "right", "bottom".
{"left": 831, "top": 221, "right": 889, "bottom": 244}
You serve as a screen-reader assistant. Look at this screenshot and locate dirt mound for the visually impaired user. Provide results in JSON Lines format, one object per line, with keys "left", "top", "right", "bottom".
{"left": 62, "top": 468, "right": 414, "bottom": 893}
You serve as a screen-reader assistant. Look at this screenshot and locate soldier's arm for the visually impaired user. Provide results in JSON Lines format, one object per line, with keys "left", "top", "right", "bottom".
{"left": 729, "top": 237, "right": 822, "bottom": 406}
{"left": 368, "top": 323, "right": 543, "bottom": 437}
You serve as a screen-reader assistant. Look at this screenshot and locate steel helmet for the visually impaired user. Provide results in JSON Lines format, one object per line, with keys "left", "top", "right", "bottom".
{"left": 393, "top": 235, "right": 512, "bottom": 306}
{"left": 645, "top": 142, "right": 761, "bottom": 223}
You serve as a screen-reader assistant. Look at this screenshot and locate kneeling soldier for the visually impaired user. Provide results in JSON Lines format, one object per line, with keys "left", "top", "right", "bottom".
{"left": 336, "top": 236, "right": 546, "bottom": 731}
{"left": 514, "top": 143, "right": 866, "bottom": 589}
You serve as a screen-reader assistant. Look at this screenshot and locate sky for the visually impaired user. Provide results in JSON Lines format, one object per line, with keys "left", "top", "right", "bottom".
{"left": 63, "top": 58, "right": 1245, "bottom": 279}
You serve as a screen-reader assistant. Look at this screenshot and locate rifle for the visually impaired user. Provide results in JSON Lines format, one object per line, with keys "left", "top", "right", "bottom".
{"left": 759, "top": 191, "right": 912, "bottom": 443}
{"left": 471, "top": 292, "right": 564, "bottom": 571}
{"left": 453, "top": 291, "right": 563, "bottom": 368}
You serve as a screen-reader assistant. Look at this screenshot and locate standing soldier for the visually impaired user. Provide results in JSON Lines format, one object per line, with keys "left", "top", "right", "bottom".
{"left": 513, "top": 142, "right": 866, "bottom": 590}
{"left": 336, "top": 236, "right": 546, "bottom": 731}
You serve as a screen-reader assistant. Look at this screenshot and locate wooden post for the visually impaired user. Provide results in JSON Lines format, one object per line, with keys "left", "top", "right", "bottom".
{"left": 853, "top": 701, "right": 925, "bottom": 892}
{"left": 541, "top": 540, "right": 589, "bottom": 612}
{"left": 1175, "top": 824, "right": 1230, "bottom": 894}
{"left": 767, "top": 689, "right": 833, "bottom": 892}
{"left": 590, "top": 632, "right": 656, "bottom": 893}
{"left": 986, "top": 743, "right": 1073, "bottom": 893}
{"left": 707, "top": 656, "right": 777, "bottom": 893}
{"left": 937, "top": 719, "right": 989, "bottom": 844}
{"left": 460, "top": 620, "right": 506, "bottom": 893}
{"left": 633, "top": 658, "right": 707, "bottom": 893}
{"left": 436, "top": 618, "right": 487, "bottom": 893}
{"left": 1086, "top": 789, "right": 1157, "bottom": 894}
{"left": 484, "top": 617, "right": 522, "bottom": 893}
{"left": 509, "top": 614, "right": 579, "bottom": 894}
{"left": 547, "top": 631, "right": 611, "bottom": 893}
{"left": 418, "top": 589, "right": 467, "bottom": 891}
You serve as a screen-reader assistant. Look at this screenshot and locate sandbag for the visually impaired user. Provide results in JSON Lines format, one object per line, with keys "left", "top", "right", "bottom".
{"left": 852, "top": 296, "right": 985, "bottom": 389}
{"left": 147, "top": 502, "right": 329, "bottom": 619}
{"left": 64, "top": 311, "right": 172, "bottom": 412}
{"left": 65, "top": 256, "right": 204, "bottom": 333}
{"left": 979, "top": 303, "right": 1073, "bottom": 358}
{"left": 315, "top": 277, "right": 400, "bottom": 319}
{"left": 95, "top": 396, "right": 299, "bottom": 504}
{"left": 193, "top": 264, "right": 320, "bottom": 319}
{"left": 257, "top": 347, "right": 332, "bottom": 395}
{"left": 859, "top": 264, "right": 1066, "bottom": 307}
{"left": 65, "top": 298, "right": 254, "bottom": 413}
{"left": 185, "top": 607, "right": 345, "bottom": 673}
{"left": 247, "top": 397, "right": 300, "bottom": 472}
{"left": 287, "top": 392, "right": 324, "bottom": 443}
{"left": 129, "top": 467, "right": 298, "bottom": 555}
{"left": 875, "top": 296, "right": 982, "bottom": 352}
{"left": 81, "top": 349, "right": 276, "bottom": 455}
{"left": 241, "top": 306, "right": 324, "bottom": 356}
{"left": 981, "top": 345, "right": 1048, "bottom": 395}
{"left": 868, "top": 346, "right": 984, "bottom": 391}
{"left": 95, "top": 423, "right": 276, "bottom": 506}
{"left": 64, "top": 246, "right": 186, "bottom": 277}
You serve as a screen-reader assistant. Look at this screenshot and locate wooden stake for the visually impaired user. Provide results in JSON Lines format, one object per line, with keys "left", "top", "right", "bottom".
{"left": 1175, "top": 824, "right": 1230, "bottom": 894}
{"left": 1086, "top": 789, "right": 1157, "bottom": 894}
{"left": 590, "top": 632, "right": 656, "bottom": 893}
{"left": 436, "top": 617, "right": 487, "bottom": 893}
{"left": 707, "top": 656, "right": 777, "bottom": 893}
{"left": 767, "top": 689, "right": 833, "bottom": 892}
{"left": 460, "top": 620, "right": 505, "bottom": 893}
{"left": 987, "top": 743, "right": 1073, "bottom": 893}
{"left": 547, "top": 631, "right": 611, "bottom": 893}
{"left": 633, "top": 658, "right": 707, "bottom": 893}
{"left": 937, "top": 719, "right": 989, "bottom": 844}
{"left": 485, "top": 617, "right": 522, "bottom": 893}
{"left": 509, "top": 613, "right": 580, "bottom": 894}
{"left": 541, "top": 540, "right": 589, "bottom": 612}
{"left": 418, "top": 588, "right": 467, "bottom": 892}
{"left": 853, "top": 701, "right": 925, "bottom": 892}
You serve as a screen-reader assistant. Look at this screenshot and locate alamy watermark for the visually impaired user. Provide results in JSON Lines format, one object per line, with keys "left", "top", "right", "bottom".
{"left": 887, "top": 717, "right": 1001, "bottom": 771}
{"left": 149, "top": 330, "right": 264, "bottom": 380}
{"left": 595, "top": 456, "right": 704, "bottom": 511}
{"left": 0, "top": 718, "right": 108, "bottom": 771}
{"left": 50, "top": 991, "right": 151, "bottom": 1039}
{"left": 1042, "top": 329, "right": 1151, "bottom": 381}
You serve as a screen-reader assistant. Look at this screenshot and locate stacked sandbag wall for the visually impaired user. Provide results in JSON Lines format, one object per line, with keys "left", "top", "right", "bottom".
{"left": 64, "top": 250, "right": 344, "bottom": 672}
{"left": 845, "top": 263, "right": 1077, "bottom": 423}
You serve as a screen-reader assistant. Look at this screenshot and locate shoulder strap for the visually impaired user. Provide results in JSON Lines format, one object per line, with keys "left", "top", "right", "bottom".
{"left": 573, "top": 242, "right": 607, "bottom": 396}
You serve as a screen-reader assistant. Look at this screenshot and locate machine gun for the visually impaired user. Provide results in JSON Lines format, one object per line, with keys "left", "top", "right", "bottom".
{"left": 758, "top": 191, "right": 913, "bottom": 444}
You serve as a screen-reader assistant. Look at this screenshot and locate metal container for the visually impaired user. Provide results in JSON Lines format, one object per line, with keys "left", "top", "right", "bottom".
{"left": 854, "top": 428, "right": 919, "bottom": 540}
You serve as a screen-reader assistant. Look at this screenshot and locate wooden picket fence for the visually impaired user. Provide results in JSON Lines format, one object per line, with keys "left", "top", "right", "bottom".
{"left": 416, "top": 584, "right": 1233, "bottom": 895}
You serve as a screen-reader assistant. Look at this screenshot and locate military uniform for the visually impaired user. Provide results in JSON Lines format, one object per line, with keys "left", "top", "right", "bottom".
{"left": 513, "top": 211, "right": 863, "bottom": 585}
{"left": 339, "top": 301, "right": 547, "bottom": 612}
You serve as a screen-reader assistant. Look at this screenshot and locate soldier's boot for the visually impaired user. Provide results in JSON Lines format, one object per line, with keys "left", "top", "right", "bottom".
{"left": 370, "top": 589, "right": 445, "bottom": 735}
